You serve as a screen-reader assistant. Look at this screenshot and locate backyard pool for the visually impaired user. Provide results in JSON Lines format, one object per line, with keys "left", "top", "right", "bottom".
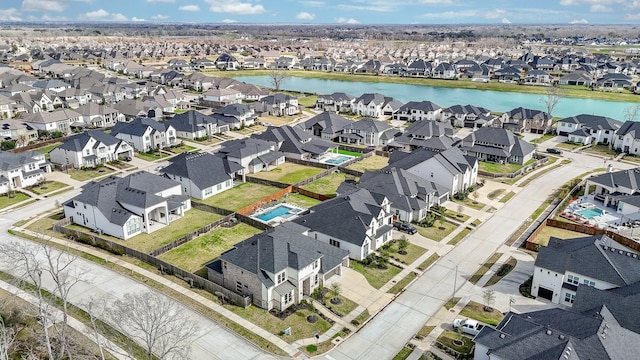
{"left": 577, "top": 208, "right": 604, "bottom": 219}
{"left": 253, "top": 203, "right": 305, "bottom": 224}
{"left": 324, "top": 155, "right": 353, "bottom": 165}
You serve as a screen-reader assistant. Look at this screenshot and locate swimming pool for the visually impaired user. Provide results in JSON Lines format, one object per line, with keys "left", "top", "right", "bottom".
{"left": 577, "top": 208, "right": 603, "bottom": 219}
{"left": 254, "top": 204, "right": 304, "bottom": 223}
{"left": 324, "top": 155, "right": 352, "bottom": 165}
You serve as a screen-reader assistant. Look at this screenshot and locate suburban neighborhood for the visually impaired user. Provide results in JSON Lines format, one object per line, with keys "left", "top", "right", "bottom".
{"left": 2, "top": 21, "right": 640, "bottom": 360}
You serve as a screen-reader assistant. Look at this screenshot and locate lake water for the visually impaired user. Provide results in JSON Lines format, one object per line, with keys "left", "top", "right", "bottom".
{"left": 234, "top": 75, "right": 635, "bottom": 120}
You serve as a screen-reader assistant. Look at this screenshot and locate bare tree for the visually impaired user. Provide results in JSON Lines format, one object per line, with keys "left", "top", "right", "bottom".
{"left": 84, "top": 297, "right": 107, "bottom": 360}
{"left": 269, "top": 68, "right": 289, "bottom": 91}
{"left": 0, "top": 297, "right": 17, "bottom": 360}
{"left": 483, "top": 289, "right": 496, "bottom": 312}
{"left": 539, "top": 86, "right": 564, "bottom": 118}
{"left": 108, "top": 291, "right": 200, "bottom": 360}
{"left": 624, "top": 105, "right": 640, "bottom": 122}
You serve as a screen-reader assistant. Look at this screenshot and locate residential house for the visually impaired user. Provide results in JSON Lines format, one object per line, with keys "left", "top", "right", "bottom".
{"left": 241, "top": 57, "right": 267, "bottom": 70}
{"left": 392, "top": 101, "right": 443, "bottom": 122}
{"left": 216, "top": 54, "right": 241, "bottom": 70}
{"left": 110, "top": 117, "right": 177, "bottom": 152}
{"left": 391, "top": 120, "right": 456, "bottom": 152}
{"left": 338, "top": 118, "right": 396, "bottom": 147}
{"left": 63, "top": 171, "right": 191, "bottom": 240}
{"left": 167, "top": 58, "right": 192, "bottom": 72}
{"left": 22, "top": 108, "right": 79, "bottom": 135}
{"left": 459, "top": 127, "right": 535, "bottom": 165}
{"left": 556, "top": 114, "right": 622, "bottom": 145}
{"left": 113, "top": 99, "right": 163, "bottom": 120}
{"left": 0, "top": 118, "right": 38, "bottom": 146}
{"left": 584, "top": 168, "right": 640, "bottom": 207}
{"left": 493, "top": 66, "right": 522, "bottom": 83}
{"left": 292, "top": 188, "right": 394, "bottom": 261}
{"left": 596, "top": 73, "right": 633, "bottom": 90}
{"left": 442, "top": 104, "right": 493, "bottom": 128}
{"left": 531, "top": 235, "right": 640, "bottom": 305}
{"left": 0, "top": 150, "right": 50, "bottom": 195}
{"left": 212, "top": 104, "right": 256, "bottom": 128}
{"left": 351, "top": 93, "right": 402, "bottom": 118}
{"left": 31, "top": 79, "right": 72, "bottom": 93}
{"left": 301, "top": 112, "right": 352, "bottom": 141}
{"left": 255, "top": 94, "right": 299, "bottom": 117}
{"left": 215, "top": 138, "right": 285, "bottom": 175}
{"left": 73, "top": 103, "right": 126, "bottom": 128}
{"left": 206, "top": 223, "right": 350, "bottom": 310}
{"left": 406, "top": 59, "right": 432, "bottom": 77}
{"left": 386, "top": 147, "right": 478, "bottom": 197}
{"left": 182, "top": 72, "right": 216, "bottom": 92}
{"left": 558, "top": 70, "right": 593, "bottom": 86}
{"left": 201, "top": 88, "right": 243, "bottom": 107}
{"left": 474, "top": 307, "right": 640, "bottom": 360}
{"left": 524, "top": 69, "right": 552, "bottom": 85}
{"left": 190, "top": 58, "right": 216, "bottom": 70}
{"left": 501, "top": 107, "right": 553, "bottom": 134}
{"left": 165, "top": 110, "right": 220, "bottom": 140}
{"left": 11, "top": 91, "right": 62, "bottom": 113}
{"left": 49, "top": 130, "right": 133, "bottom": 169}
{"left": 315, "top": 92, "right": 355, "bottom": 113}
{"left": 614, "top": 121, "right": 640, "bottom": 155}
{"left": 431, "top": 62, "right": 456, "bottom": 79}
{"left": 253, "top": 125, "right": 336, "bottom": 161}
{"left": 351, "top": 167, "right": 447, "bottom": 222}
{"left": 160, "top": 152, "right": 243, "bottom": 200}
{"left": 228, "top": 82, "right": 269, "bottom": 101}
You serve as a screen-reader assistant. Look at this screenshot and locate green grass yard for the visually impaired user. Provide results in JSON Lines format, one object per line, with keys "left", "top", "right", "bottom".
{"left": 250, "top": 163, "right": 325, "bottom": 184}
{"left": 301, "top": 173, "right": 349, "bottom": 197}
{"left": 459, "top": 301, "right": 505, "bottom": 326}
{"left": 351, "top": 261, "right": 402, "bottom": 289}
{"left": 68, "top": 167, "right": 115, "bottom": 181}
{"left": 345, "top": 155, "right": 389, "bottom": 172}
{"left": 416, "top": 221, "right": 457, "bottom": 242}
{"left": 27, "top": 181, "right": 69, "bottom": 196}
{"left": 195, "top": 182, "right": 282, "bottom": 211}
{"left": 0, "top": 192, "right": 30, "bottom": 209}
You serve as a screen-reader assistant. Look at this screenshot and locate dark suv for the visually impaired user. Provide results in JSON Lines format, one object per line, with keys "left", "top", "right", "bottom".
{"left": 546, "top": 148, "right": 563, "bottom": 155}
{"left": 393, "top": 221, "right": 417, "bottom": 235}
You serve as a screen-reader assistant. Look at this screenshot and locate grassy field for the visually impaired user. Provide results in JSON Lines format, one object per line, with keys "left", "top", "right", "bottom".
{"left": 297, "top": 95, "right": 318, "bottom": 108}
{"left": 469, "top": 252, "right": 503, "bottom": 285}
{"left": 436, "top": 331, "right": 475, "bottom": 357}
{"left": 225, "top": 304, "right": 332, "bottom": 342}
{"left": 257, "top": 115, "right": 297, "bottom": 126}
{"left": 453, "top": 197, "right": 486, "bottom": 210}
{"left": 416, "top": 221, "right": 457, "bottom": 242}
{"left": 346, "top": 155, "right": 389, "bottom": 172}
{"left": 196, "top": 182, "right": 281, "bottom": 210}
{"left": 227, "top": 69, "right": 640, "bottom": 103}
{"left": 530, "top": 226, "right": 586, "bottom": 246}
{"left": 250, "top": 163, "right": 325, "bottom": 184}
{"left": 28, "top": 181, "right": 70, "bottom": 195}
{"left": 459, "top": 301, "right": 505, "bottom": 326}
{"left": 301, "top": 173, "right": 349, "bottom": 197}
{"left": 158, "top": 223, "right": 262, "bottom": 272}
{"left": 351, "top": 261, "right": 402, "bottom": 289}
{"left": 319, "top": 293, "right": 358, "bottom": 317}
{"left": 117, "top": 209, "right": 224, "bottom": 253}
{"left": 479, "top": 159, "right": 535, "bottom": 174}
{"left": 0, "top": 192, "right": 30, "bottom": 209}
{"left": 68, "top": 167, "right": 115, "bottom": 181}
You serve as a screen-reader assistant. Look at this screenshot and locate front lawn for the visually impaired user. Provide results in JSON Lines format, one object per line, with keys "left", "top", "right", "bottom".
{"left": 166, "top": 143, "right": 198, "bottom": 154}
{"left": 351, "top": 261, "right": 402, "bottom": 289}
{"left": 225, "top": 304, "right": 332, "bottom": 342}
{"left": 135, "top": 151, "right": 170, "bottom": 162}
{"left": 530, "top": 134, "right": 556, "bottom": 144}
{"left": 250, "top": 163, "right": 325, "bottom": 184}
{"left": 459, "top": 300, "right": 504, "bottom": 326}
{"left": 158, "top": 223, "right": 262, "bottom": 272}
{"left": 27, "top": 181, "right": 69, "bottom": 195}
{"left": 479, "top": 159, "right": 535, "bottom": 174}
{"left": 317, "top": 292, "right": 358, "bottom": 317}
{"left": 195, "top": 182, "right": 282, "bottom": 211}
{"left": 384, "top": 240, "right": 428, "bottom": 265}
{"left": 436, "top": 331, "right": 475, "bottom": 357}
{"left": 583, "top": 144, "right": 617, "bottom": 157}
{"left": 120, "top": 209, "right": 224, "bottom": 253}
{"left": 416, "top": 221, "right": 457, "bottom": 242}
{"left": 301, "top": 173, "right": 349, "bottom": 197}
{"left": 346, "top": 155, "right": 389, "bottom": 172}
{"left": 0, "top": 192, "right": 30, "bottom": 209}
{"left": 452, "top": 197, "right": 486, "bottom": 210}
{"left": 68, "top": 167, "right": 115, "bottom": 181}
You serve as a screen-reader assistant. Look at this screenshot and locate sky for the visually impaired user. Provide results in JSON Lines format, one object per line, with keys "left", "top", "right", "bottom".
{"left": 1, "top": 0, "right": 640, "bottom": 25}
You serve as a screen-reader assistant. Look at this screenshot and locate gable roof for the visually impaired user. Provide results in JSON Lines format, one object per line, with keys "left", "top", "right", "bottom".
{"left": 111, "top": 117, "right": 169, "bottom": 137}
{"left": 165, "top": 110, "right": 216, "bottom": 133}
{"left": 388, "top": 147, "right": 477, "bottom": 176}
{"left": 253, "top": 125, "right": 335, "bottom": 156}
{"left": 0, "top": 150, "right": 42, "bottom": 171}
{"left": 302, "top": 112, "right": 353, "bottom": 135}
{"left": 397, "top": 101, "right": 441, "bottom": 113}
{"left": 587, "top": 168, "right": 640, "bottom": 192}
{"left": 56, "top": 130, "right": 120, "bottom": 152}
{"left": 558, "top": 114, "right": 622, "bottom": 131}
{"left": 161, "top": 152, "right": 241, "bottom": 189}
{"left": 615, "top": 121, "right": 640, "bottom": 140}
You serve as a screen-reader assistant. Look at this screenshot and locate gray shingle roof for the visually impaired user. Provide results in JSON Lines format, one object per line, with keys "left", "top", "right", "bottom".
{"left": 111, "top": 117, "right": 169, "bottom": 137}
{"left": 558, "top": 114, "right": 622, "bottom": 131}
{"left": 57, "top": 130, "right": 120, "bottom": 152}
{"left": 616, "top": 121, "right": 640, "bottom": 140}
{"left": 588, "top": 168, "right": 640, "bottom": 193}
{"left": 0, "top": 150, "right": 42, "bottom": 172}
{"left": 252, "top": 125, "right": 335, "bottom": 157}
{"left": 302, "top": 112, "right": 352, "bottom": 135}
{"left": 160, "top": 152, "right": 241, "bottom": 190}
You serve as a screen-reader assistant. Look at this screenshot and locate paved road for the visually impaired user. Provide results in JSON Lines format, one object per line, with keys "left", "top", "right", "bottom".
{"left": 320, "top": 151, "right": 635, "bottom": 360}
{"left": 0, "top": 194, "right": 282, "bottom": 360}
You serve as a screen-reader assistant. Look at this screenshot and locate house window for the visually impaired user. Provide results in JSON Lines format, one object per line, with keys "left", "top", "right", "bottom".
{"left": 329, "top": 239, "right": 340, "bottom": 248}
{"left": 567, "top": 274, "right": 579, "bottom": 284}
{"left": 126, "top": 220, "right": 140, "bottom": 236}
{"left": 583, "top": 279, "right": 595, "bottom": 287}
{"left": 564, "top": 293, "right": 575, "bottom": 303}
{"left": 284, "top": 291, "right": 292, "bottom": 304}
{"left": 204, "top": 187, "right": 213, "bottom": 196}
{"left": 313, "top": 260, "right": 319, "bottom": 269}
{"left": 236, "top": 281, "right": 242, "bottom": 292}
{"left": 226, "top": 180, "right": 231, "bottom": 187}
{"left": 314, "top": 274, "right": 319, "bottom": 285}
{"left": 277, "top": 272, "right": 286, "bottom": 284}
{"left": 217, "top": 184, "right": 222, "bottom": 191}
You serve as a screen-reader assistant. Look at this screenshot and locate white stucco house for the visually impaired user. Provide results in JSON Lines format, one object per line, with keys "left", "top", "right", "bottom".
{"left": 49, "top": 130, "right": 133, "bottom": 169}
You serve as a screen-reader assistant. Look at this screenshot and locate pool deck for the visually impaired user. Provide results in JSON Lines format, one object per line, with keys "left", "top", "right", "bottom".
{"left": 562, "top": 195, "right": 640, "bottom": 237}
{"left": 250, "top": 202, "right": 306, "bottom": 226}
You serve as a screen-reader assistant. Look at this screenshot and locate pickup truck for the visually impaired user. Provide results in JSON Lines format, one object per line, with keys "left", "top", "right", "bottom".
{"left": 452, "top": 318, "right": 484, "bottom": 336}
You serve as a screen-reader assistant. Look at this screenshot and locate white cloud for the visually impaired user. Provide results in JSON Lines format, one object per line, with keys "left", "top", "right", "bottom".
{"left": 41, "top": 13, "right": 68, "bottom": 21}
{"left": 296, "top": 12, "right": 315, "bottom": 20}
{"left": 590, "top": 4, "right": 612, "bottom": 11}
{"left": 179, "top": 5, "right": 200, "bottom": 11}
{"left": 131, "top": 17, "right": 146, "bottom": 21}
{"left": 631, "top": 1, "right": 640, "bottom": 9}
{"left": 146, "top": 0, "right": 175, "bottom": 2}
{"left": 626, "top": 13, "right": 640, "bottom": 19}
{"left": 569, "top": 18, "right": 589, "bottom": 23}
{"left": 0, "top": 8, "right": 22, "bottom": 21}
{"left": 337, "top": 1, "right": 395, "bottom": 12}
{"left": 334, "top": 17, "right": 360, "bottom": 24}
{"left": 221, "top": 19, "right": 238, "bottom": 23}
{"left": 111, "top": 13, "right": 129, "bottom": 21}
{"left": 204, "top": 0, "right": 265, "bottom": 15}
{"left": 22, "top": 0, "right": 65, "bottom": 12}
{"left": 502, "top": 17, "right": 511, "bottom": 24}
{"left": 560, "top": 0, "right": 624, "bottom": 5}
{"left": 484, "top": 9, "right": 506, "bottom": 19}
{"left": 299, "top": 1, "right": 325, "bottom": 6}
{"left": 417, "top": 0, "right": 453, "bottom": 3}
{"left": 83, "top": 8, "right": 109, "bottom": 19}
{"left": 151, "top": 14, "right": 168, "bottom": 19}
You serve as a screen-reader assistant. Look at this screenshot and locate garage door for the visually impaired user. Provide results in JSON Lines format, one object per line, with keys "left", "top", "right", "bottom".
{"left": 538, "top": 286, "right": 554, "bottom": 301}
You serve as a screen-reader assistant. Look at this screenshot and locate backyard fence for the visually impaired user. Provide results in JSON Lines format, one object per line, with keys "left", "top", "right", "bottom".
{"left": 53, "top": 217, "right": 252, "bottom": 307}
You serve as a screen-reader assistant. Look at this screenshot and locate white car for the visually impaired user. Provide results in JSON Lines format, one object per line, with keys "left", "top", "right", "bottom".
{"left": 452, "top": 318, "right": 484, "bottom": 336}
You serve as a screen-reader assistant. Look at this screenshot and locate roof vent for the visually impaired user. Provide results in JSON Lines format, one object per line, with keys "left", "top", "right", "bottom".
{"left": 633, "top": 254, "right": 638, "bottom": 259}
{"left": 619, "top": 250, "right": 624, "bottom": 254}
{"left": 603, "top": 246, "right": 608, "bottom": 250}
{"left": 627, "top": 252, "right": 632, "bottom": 257}
{"left": 546, "top": 329, "right": 552, "bottom": 335}
{"left": 610, "top": 247, "right": 615, "bottom": 252}
{"left": 499, "top": 333, "right": 506, "bottom": 339}
{"left": 559, "top": 334, "right": 566, "bottom": 340}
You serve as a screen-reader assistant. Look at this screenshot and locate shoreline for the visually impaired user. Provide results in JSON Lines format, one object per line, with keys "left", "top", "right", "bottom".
{"left": 207, "top": 69, "right": 640, "bottom": 103}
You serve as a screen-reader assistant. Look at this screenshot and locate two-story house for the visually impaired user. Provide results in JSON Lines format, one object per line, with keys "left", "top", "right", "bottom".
{"left": 215, "top": 138, "right": 285, "bottom": 175}
{"left": 351, "top": 93, "right": 403, "bottom": 118}
{"left": 459, "top": 127, "right": 535, "bottom": 165}
{"left": 201, "top": 88, "right": 243, "bottom": 107}
{"left": 501, "top": 107, "right": 553, "bottom": 135}
{"left": 613, "top": 121, "right": 640, "bottom": 155}
{"left": 584, "top": 167, "right": 640, "bottom": 207}
{"left": 338, "top": 118, "right": 396, "bottom": 147}
{"left": 301, "top": 112, "right": 353, "bottom": 142}
{"left": 110, "top": 117, "right": 177, "bottom": 152}
{"left": 315, "top": 92, "right": 355, "bottom": 113}
{"left": 252, "top": 125, "right": 336, "bottom": 161}
{"left": 0, "top": 150, "right": 50, "bottom": 195}
{"left": 74, "top": 103, "right": 126, "bottom": 129}
{"left": 49, "top": 130, "right": 133, "bottom": 169}
{"left": 392, "top": 101, "right": 443, "bottom": 122}
{"left": 165, "top": 110, "right": 220, "bottom": 140}
{"left": 256, "top": 94, "right": 299, "bottom": 117}
{"left": 557, "top": 114, "right": 622, "bottom": 145}
{"left": 212, "top": 104, "right": 256, "bottom": 128}
{"left": 391, "top": 120, "right": 456, "bottom": 153}
{"left": 442, "top": 104, "right": 493, "bottom": 128}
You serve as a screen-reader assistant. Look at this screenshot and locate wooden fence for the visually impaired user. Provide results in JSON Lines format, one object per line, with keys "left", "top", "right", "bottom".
{"left": 53, "top": 218, "right": 251, "bottom": 307}
{"left": 149, "top": 213, "right": 236, "bottom": 256}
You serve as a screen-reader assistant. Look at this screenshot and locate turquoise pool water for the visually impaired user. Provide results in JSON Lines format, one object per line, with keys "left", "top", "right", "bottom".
{"left": 325, "top": 155, "right": 352, "bottom": 165}
{"left": 255, "top": 205, "right": 300, "bottom": 222}
{"left": 577, "top": 208, "right": 603, "bottom": 219}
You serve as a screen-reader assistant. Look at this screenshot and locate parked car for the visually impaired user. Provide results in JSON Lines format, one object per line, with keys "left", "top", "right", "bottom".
{"left": 452, "top": 319, "right": 485, "bottom": 336}
{"left": 546, "top": 148, "right": 563, "bottom": 155}
{"left": 123, "top": 156, "right": 132, "bottom": 162}
{"left": 393, "top": 221, "right": 417, "bottom": 235}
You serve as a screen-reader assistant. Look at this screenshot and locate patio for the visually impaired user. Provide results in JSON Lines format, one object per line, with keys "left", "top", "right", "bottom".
{"left": 559, "top": 195, "right": 640, "bottom": 236}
